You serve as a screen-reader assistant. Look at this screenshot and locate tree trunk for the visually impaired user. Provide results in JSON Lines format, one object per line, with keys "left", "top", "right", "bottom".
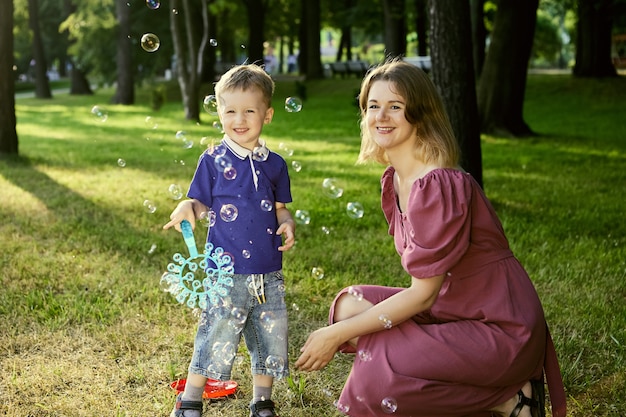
{"left": 112, "top": 0, "right": 134, "bottom": 104}
{"left": 171, "top": 0, "right": 209, "bottom": 122}
{"left": 336, "top": 27, "right": 353, "bottom": 61}
{"left": 383, "top": 0, "right": 406, "bottom": 57}
{"left": 415, "top": 0, "right": 428, "bottom": 56}
{"left": 218, "top": 8, "right": 236, "bottom": 64}
{"left": 28, "top": 0, "right": 52, "bottom": 99}
{"left": 0, "top": 0, "right": 18, "bottom": 156}
{"left": 429, "top": 0, "right": 482, "bottom": 187}
{"left": 69, "top": 62, "right": 93, "bottom": 95}
{"left": 301, "top": 0, "right": 323, "bottom": 79}
{"left": 477, "top": 0, "right": 539, "bottom": 137}
{"left": 244, "top": 0, "right": 266, "bottom": 66}
{"left": 470, "top": 0, "right": 486, "bottom": 79}
{"left": 573, "top": 0, "right": 617, "bottom": 77}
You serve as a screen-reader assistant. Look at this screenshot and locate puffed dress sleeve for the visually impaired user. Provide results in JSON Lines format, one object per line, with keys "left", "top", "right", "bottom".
{"left": 400, "top": 169, "right": 473, "bottom": 279}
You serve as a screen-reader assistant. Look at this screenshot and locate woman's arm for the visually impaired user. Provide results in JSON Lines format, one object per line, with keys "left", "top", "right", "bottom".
{"left": 295, "top": 274, "right": 444, "bottom": 371}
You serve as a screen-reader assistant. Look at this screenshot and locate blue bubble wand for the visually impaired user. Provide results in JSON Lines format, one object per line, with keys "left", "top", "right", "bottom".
{"left": 161, "top": 220, "right": 234, "bottom": 309}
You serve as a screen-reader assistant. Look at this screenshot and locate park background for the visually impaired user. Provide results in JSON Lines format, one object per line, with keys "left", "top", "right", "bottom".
{"left": 1, "top": 0, "right": 626, "bottom": 416}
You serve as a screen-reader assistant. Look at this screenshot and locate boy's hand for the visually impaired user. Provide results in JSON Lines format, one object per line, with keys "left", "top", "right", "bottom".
{"left": 276, "top": 220, "right": 295, "bottom": 251}
{"left": 163, "top": 200, "right": 196, "bottom": 232}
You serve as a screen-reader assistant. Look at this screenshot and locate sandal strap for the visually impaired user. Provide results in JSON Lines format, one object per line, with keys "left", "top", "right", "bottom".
{"left": 250, "top": 399, "right": 278, "bottom": 417}
{"left": 175, "top": 395, "right": 203, "bottom": 411}
{"left": 510, "top": 389, "right": 540, "bottom": 417}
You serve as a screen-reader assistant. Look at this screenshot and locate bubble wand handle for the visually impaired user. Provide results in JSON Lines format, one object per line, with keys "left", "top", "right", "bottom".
{"left": 180, "top": 220, "right": 199, "bottom": 258}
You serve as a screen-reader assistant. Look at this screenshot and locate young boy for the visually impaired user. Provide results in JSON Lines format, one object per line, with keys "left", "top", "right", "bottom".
{"left": 164, "top": 64, "right": 295, "bottom": 417}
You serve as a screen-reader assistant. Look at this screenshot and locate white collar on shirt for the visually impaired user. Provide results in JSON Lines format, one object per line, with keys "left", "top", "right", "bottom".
{"left": 222, "top": 135, "right": 269, "bottom": 161}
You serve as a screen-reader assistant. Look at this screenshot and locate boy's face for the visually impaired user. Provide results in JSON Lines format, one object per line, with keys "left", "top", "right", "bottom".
{"left": 218, "top": 87, "right": 274, "bottom": 150}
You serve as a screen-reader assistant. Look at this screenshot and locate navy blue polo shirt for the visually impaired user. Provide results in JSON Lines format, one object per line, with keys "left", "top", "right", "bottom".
{"left": 187, "top": 137, "right": 292, "bottom": 274}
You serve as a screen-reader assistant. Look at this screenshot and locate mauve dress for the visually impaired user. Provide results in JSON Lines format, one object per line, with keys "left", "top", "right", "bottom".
{"left": 328, "top": 167, "right": 566, "bottom": 417}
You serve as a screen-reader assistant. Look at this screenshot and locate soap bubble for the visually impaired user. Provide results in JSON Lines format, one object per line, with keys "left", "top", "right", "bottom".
{"left": 91, "top": 105, "right": 108, "bottom": 122}
{"left": 140, "top": 33, "right": 160, "bottom": 52}
{"left": 381, "top": 397, "right": 398, "bottom": 414}
{"left": 175, "top": 130, "right": 193, "bottom": 149}
{"left": 291, "top": 161, "right": 302, "bottom": 172}
{"left": 212, "top": 341, "right": 236, "bottom": 366}
{"left": 321, "top": 226, "right": 331, "bottom": 235}
{"left": 220, "top": 204, "right": 238, "bottom": 222}
{"left": 203, "top": 94, "right": 218, "bottom": 115}
{"left": 346, "top": 201, "right": 364, "bottom": 219}
{"left": 198, "top": 209, "right": 216, "bottom": 228}
{"left": 208, "top": 142, "right": 226, "bottom": 157}
{"left": 145, "top": 0, "right": 160, "bottom": 9}
{"left": 335, "top": 401, "right": 350, "bottom": 413}
{"left": 322, "top": 178, "right": 343, "bottom": 199}
{"left": 260, "top": 199, "right": 273, "bottom": 212}
{"left": 117, "top": 158, "right": 126, "bottom": 167}
{"left": 242, "top": 249, "right": 251, "bottom": 259}
{"left": 168, "top": 183, "right": 183, "bottom": 200}
{"left": 311, "top": 267, "right": 325, "bottom": 280}
{"left": 357, "top": 349, "right": 372, "bottom": 362}
{"left": 219, "top": 251, "right": 235, "bottom": 269}
{"left": 278, "top": 142, "right": 294, "bottom": 157}
{"left": 379, "top": 314, "right": 393, "bottom": 329}
{"left": 294, "top": 209, "right": 310, "bottom": 225}
{"left": 259, "top": 311, "right": 276, "bottom": 333}
{"left": 210, "top": 38, "right": 218, "bottom": 47}
{"left": 145, "top": 116, "right": 158, "bottom": 129}
{"left": 284, "top": 96, "right": 303, "bottom": 112}
{"left": 223, "top": 166, "right": 237, "bottom": 180}
{"left": 143, "top": 199, "right": 157, "bottom": 213}
{"left": 265, "top": 355, "right": 285, "bottom": 376}
{"left": 229, "top": 307, "right": 247, "bottom": 333}
{"left": 252, "top": 146, "right": 269, "bottom": 162}
{"left": 214, "top": 154, "right": 233, "bottom": 172}
{"left": 148, "top": 243, "right": 157, "bottom": 254}
{"left": 212, "top": 120, "right": 223, "bottom": 132}
{"left": 347, "top": 286, "right": 364, "bottom": 301}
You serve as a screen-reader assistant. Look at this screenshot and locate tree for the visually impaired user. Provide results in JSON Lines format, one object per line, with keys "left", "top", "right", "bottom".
{"left": 28, "top": 0, "right": 53, "bottom": 99}
{"left": 382, "top": 0, "right": 407, "bottom": 57}
{"left": 477, "top": 0, "right": 539, "bottom": 137}
{"left": 0, "top": 0, "right": 18, "bottom": 156}
{"left": 300, "top": 0, "right": 323, "bottom": 79}
{"left": 242, "top": 0, "right": 268, "bottom": 65}
{"left": 429, "top": 0, "right": 482, "bottom": 186}
{"left": 573, "top": 0, "right": 617, "bottom": 77}
{"left": 470, "top": 0, "right": 486, "bottom": 78}
{"left": 112, "top": 0, "right": 134, "bottom": 104}
{"left": 415, "top": 0, "right": 428, "bottom": 56}
{"left": 170, "top": 0, "right": 210, "bottom": 121}
{"left": 63, "top": 0, "right": 92, "bottom": 95}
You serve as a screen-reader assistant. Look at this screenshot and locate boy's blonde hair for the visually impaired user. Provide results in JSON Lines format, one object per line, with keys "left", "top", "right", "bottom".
{"left": 356, "top": 59, "right": 461, "bottom": 167}
{"left": 214, "top": 64, "right": 275, "bottom": 108}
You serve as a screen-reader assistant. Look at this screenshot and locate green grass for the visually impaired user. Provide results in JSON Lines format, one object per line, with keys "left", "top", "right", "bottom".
{"left": 1, "top": 74, "right": 625, "bottom": 416}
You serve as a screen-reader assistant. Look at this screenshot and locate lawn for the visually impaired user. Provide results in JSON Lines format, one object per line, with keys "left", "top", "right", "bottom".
{"left": 1, "top": 73, "right": 625, "bottom": 416}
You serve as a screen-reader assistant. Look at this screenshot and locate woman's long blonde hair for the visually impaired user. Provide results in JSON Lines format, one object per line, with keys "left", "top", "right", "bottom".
{"left": 356, "top": 58, "right": 461, "bottom": 167}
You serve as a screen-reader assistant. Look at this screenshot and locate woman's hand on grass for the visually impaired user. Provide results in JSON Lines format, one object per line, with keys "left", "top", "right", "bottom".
{"left": 295, "top": 326, "right": 342, "bottom": 372}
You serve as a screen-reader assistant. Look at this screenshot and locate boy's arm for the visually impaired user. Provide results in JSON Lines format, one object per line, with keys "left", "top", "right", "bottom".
{"left": 162, "top": 199, "right": 208, "bottom": 232}
{"left": 275, "top": 202, "right": 295, "bottom": 251}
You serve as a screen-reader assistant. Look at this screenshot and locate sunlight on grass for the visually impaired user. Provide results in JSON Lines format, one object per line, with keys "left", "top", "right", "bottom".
{"left": 1, "top": 75, "right": 625, "bottom": 416}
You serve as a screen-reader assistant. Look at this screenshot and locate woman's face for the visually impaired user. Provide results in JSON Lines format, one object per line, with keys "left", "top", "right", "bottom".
{"left": 365, "top": 80, "right": 417, "bottom": 154}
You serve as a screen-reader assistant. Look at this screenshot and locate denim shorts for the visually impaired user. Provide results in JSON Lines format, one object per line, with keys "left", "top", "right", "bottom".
{"left": 188, "top": 270, "right": 289, "bottom": 380}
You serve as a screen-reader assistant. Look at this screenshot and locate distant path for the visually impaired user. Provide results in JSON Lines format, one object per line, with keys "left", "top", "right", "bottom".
{"left": 16, "top": 87, "right": 71, "bottom": 99}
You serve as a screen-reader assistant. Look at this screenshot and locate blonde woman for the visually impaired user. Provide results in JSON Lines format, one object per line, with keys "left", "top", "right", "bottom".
{"left": 296, "top": 59, "right": 566, "bottom": 417}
